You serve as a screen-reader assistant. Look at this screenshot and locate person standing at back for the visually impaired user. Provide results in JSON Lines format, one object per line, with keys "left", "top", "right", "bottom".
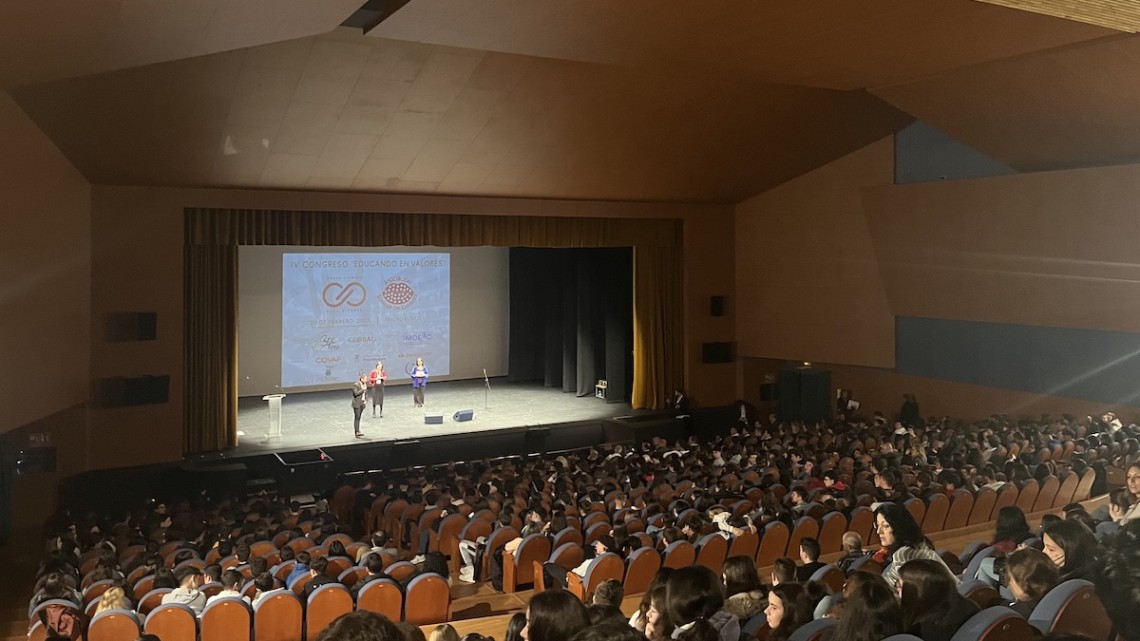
{"left": 351, "top": 373, "right": 368, "bottom": 438}
{"left": 369, "top": 361, "right": 387, "bottom": 418}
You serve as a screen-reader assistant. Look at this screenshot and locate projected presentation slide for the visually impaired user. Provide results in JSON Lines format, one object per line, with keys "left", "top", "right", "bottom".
{"left": 281, "top": 252, "right": 450, "bottom": 388}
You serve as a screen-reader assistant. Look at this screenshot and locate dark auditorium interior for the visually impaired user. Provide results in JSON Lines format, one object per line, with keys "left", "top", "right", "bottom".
{"left": 5, "top": 3, "right": 1140, "bottom": 641}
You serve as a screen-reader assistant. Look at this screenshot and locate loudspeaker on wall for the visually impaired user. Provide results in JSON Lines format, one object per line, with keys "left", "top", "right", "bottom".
{"left": 710, "top": 296, "right": 726, "bottom": 317}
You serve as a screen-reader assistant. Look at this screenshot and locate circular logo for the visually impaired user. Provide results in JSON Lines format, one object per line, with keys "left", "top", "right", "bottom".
{"left": 382, "top": 280, "right": 416, "bottom": 308}
{"left": 322, "top": 282, "right": 367, "bottom": 307}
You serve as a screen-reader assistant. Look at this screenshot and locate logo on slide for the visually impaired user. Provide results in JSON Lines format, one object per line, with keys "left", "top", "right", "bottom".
{"left": 322, "top": 282, "right": 367, "bottom": 308}
{"left": 380, "top": 278, "right": 416, "bottom": 309}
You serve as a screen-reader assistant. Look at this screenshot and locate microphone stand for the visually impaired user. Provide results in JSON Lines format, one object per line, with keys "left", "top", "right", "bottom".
{"left": 483, "top": 368, "right": 490, "bottom": 409}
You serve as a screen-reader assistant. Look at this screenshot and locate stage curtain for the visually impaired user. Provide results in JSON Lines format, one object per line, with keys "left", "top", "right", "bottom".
{"left": 632, "top": 245, "right": 683, "bottom": 409}
{"left": 183, "top": 209, "right": 680, "bottom": 454}
{"left": 184, "top": 243, "right": 239, "bottom": 453}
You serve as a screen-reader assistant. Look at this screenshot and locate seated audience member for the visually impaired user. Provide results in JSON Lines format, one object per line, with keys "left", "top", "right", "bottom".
{"left": 795, "top": 538, "right": 825, "bottom": 582}
{"left": 351, "top": 553, "right": 389, "bottom": 598}
{"left": 153, "top": 567, "right": 179, "bottom": 590}
{"left": 31, "top": 572, "right": 82, "bottom": 610}
{"left": 1004, "top": 548, "right": 1060, "bottom": 618}
{"left": 666, "top": 566, "right": 740, "bottom": 641}
{"left": 400, "top": 551, "right": 450, "bottom": 590}
{"left": 765, "top": 583, "right": 813, "bottom": 641}
{"left": 585, "top": 603, "right": 625, "bottom": 625}
{"left": 835, "top": 532, "right": 868, "bottom": 573}
{"left": 991, "top": 506, "right": 1032, "bottom": 553}
{"left": 94, "top": 586, "right": 132, "bottom": 614}
{"left": 459, "top": 511, "right": 512, "bottom": 583}
{"left": 251, "top": 572, "right": 286, "bottom": 607}
{"left": 207, "top": 569, "right": 250, "bottom": 605}
{"left": 358, "top": 531, "right": 398, "bottom": 563}
{"left": 503, "top": 612, "right": 527, "bottom": 641}
{"left": 568, "top": 621, "right": 646, "bottom": 641}
{"left": 312, "top": 610, "right": 403, "bottom": 641}
{"left": 287, "top": 551, "right": 312, "bottom": 587}
{"left": 898, "top": 559, "right": 979, "bottom": 641}
{"left": 1097, "top": 487, "right": 1137, "bottom": 539}
{"left": 639, "top": 585, "right": 672, "bottom": 641}
{"left": 771, "top": 558, "right": 797, "bottom": 586}
{"left": 874, "top": 503, "right": 952, "bottom": 589}
{"left": 831, "top": 573, "right": 901, "bottom": 641}
{"left": 1042, "top": 520, "right": 1100, "bottom": 582}
{"left": 591, "top": 578, "right": 623, "bottom": 608}
{"left": 523, "top": 589, "right": 590, "bottom": 641}
{"left": 543, "top": 535, "right": 620, "bottom": 590}
{"left": 787, "top": 488, "right": 811, "bottom": 515}
{"left": 161, "top": 567, "right": 207, "bottom": 615}
{"left": 203, "top": 563, "right": 223, "bottom": 584}
{"left": 1098, "top": 520, "right": 1140, "bottom": 641}
{"left": 303, "top": 557, "right": 334, "bottom": 596}
{"left": 721, "top": 555, "right": 767, "bottom": 622}
{"left": 429, "top": 624, "right": 460, "bottom": 641}
{"left": 327, "top": 540, "right": 351, "bottom": 561}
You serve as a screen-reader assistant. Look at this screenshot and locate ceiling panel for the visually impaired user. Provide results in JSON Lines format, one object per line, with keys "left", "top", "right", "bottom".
{"left": 0, "top": 0, "right": 362, "bottom": 89}
{"left": 974, "top": 0, "right": 1140, "bottom": 32}
{"left": 369, "top": 0, "right": 1115, "bottom": 90}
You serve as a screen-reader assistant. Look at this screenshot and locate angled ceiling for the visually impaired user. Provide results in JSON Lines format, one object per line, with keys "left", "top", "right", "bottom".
{"left": 6, "top": 0, "right": 1140, "bottom": 202}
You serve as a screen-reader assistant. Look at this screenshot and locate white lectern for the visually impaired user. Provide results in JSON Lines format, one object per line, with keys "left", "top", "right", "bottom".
{"left": 262, "top": 394, "right": 286, "bottom": 440}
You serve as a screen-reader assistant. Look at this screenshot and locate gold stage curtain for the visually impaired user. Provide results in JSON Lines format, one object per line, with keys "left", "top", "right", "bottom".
{"left": 184, "top": 243, "right": 239, "bottom": 453}
{"left": 184, "top": 209, "right": 681, "bottom": 455}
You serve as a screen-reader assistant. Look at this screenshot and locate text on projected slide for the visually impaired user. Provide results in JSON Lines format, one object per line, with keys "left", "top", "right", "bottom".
{"left": 281, "top": 253, "right": 450, "bottom": 388}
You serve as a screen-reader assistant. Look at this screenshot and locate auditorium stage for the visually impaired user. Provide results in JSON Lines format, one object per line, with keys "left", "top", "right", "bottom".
{"left": 233, "top": 378, "right": 632, "bottom": 457}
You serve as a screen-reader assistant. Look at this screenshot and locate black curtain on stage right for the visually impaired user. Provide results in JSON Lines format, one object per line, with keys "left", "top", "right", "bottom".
{"left": 508, "top": 247, "right": 633, "bottom": 403}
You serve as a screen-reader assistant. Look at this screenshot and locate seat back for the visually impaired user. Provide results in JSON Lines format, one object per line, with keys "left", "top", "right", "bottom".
{"left": 503, "top": 533, "right": 552, "bottom": 592}
{"left": 968, "top": 488, "right": 997, "bottom": 526}
{"left": 1053, "top": 473, "right": 1080, "bottom": 509}
{"left": 957, "top": 579, "right": 1002, "bottom": 609}
{"left": 253, "top": 591, "right": 302, "bottom": 641}
{"left": 584, "top": 522, "right": 612, "bottom": 544}
{"left": 756, "top": 521, "right": 790, "bottom": 568}
{"left": 1028, "top": 579, "right": 1112, "bottom": 640}
{"left": 948, "top": 606, "right": 1035, "bottom": 641}
{"left": 305, "top": 584, "right": 353, "bottom": 639}
{"left": 88, "top": 609, "right": 141, "bottom": 641}
{"left": 847, "top": 507, "right": 874, "bottom": 545}
{"left": 385, "top": 561, "right": 417, "bottom": 583}
{"left": 903, "top": 498, "right": 926, "bottom": 526}
{"left": 1033, "top": 476, "right": 1061, "bottom": 512}
{"left": 405, "top": 574, "right": 450, "bottom": 625}
{"left": 695, "top": 533, "right": 728, "bottom": 576}
{"left": 436, "top": 513, "right": 468, "bottom": 573}
{"left": 662, "top": 540, "right": 696, "bottom": 569}
{"left": 786, "top": 517, "right": 820, "bottom": 563}
{"left": 1072, "top": 468, "right": 1096, "bottom": 502}
{"left": 1015, "top": 480, "right": 1039, "bottom": 514}
{"left": 786, "top": 617, "right": 836, "bottom": 641}
{"left": 552, "top": 526, "right": 583, "bottom": 549}
{"left": 482, "top": 527, "right": 520, "bottom": 577}
{"left": 808, "top": 565, "right": 844, "bottom": 594}
{"left": 727, "top": 531, "right": 759, "bottom": 560}
{"left": 623, "top": 547, "right": 661, "bottom": 594}
{"left": 817, "top": 513, "right": 846, "bottom": 555}
{"left": 357, "top": 579, "right": 402, "bottom": 622}
{"left": 144, "top": 603, "right": 198, "bottom": 641}
{"left": 200, "top": 597, "right": 252, "bottom": 641}
{"left": 944, "top": 490, "right": 973, "bottom": 531}
{"left": 961, "top": 546, "right": 999, "bottom": 581}
{"left": 577, "top": 553, "right": 625, "bottom": 602}
{"left": 922, "top": 493, "right": 950, "bottom": 533}
{"left": 991, "top": 484, "right": 1019, "bottom": 520}
{"left": 137, "top": 589, "right": 172, "bottom": 616}
{"left": 846, "top": 556, "right": 881, "bottom": 575}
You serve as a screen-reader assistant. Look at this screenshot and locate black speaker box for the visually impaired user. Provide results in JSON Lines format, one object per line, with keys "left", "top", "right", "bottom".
{"left": 710, "top": 296, "right": 726, "bottom": 317}
{"left": 777, "top": 367, "right": 831, "bottom": 423}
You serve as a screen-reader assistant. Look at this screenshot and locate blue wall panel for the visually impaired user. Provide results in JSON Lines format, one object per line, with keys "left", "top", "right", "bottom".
{"left": 896, "top": 316, "right": 1140, "bottom": 406}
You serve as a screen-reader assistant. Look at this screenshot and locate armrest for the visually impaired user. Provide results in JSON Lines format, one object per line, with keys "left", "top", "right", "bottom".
{"left": 566, "top": 571, "right": 585, "bottom": 602}
{"left": 502, "top": 550, "right": 517, "bottom": 592}
{"left": 532, "top": 561, "right": 546, "bottom": 592}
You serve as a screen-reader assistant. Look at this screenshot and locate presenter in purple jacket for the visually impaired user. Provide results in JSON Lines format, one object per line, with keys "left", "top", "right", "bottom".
{"left": 410, "top": 357, "right": 429, "bottom": 407}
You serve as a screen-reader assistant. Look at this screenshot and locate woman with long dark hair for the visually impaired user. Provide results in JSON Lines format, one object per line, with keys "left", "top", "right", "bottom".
{"left": 874, "top": 503, "right": 952, "bottom": 589}
{"left": 830, "top": 573, "right": 902, "bottom": 641}
{"left": 991, "top": 506, "right": 1031, "bottom": 553}
{"left": 898, "top": 559, "right": 979, "bottom": 641}
{"left": 1005, "top": 548, "right": 1060, "bottom": 618}
{"left": 667, "top": 566, "right": 740, "bottom": 641}
{"left": 522, "top": 590, "right": 589, "bottom": 641}
{"left": 764, "top": 583, "right": 813, "bottom": 641}
{"left": 721, "top": 555, "right": 766, "bottom": 622}
{"left": 1042, "top": 520, "right": 1100, "bottom": 582}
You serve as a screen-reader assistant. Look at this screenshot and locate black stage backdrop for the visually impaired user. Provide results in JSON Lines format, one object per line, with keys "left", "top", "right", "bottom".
{"left": 508, "top": 247, "right": 633, "bottom": 402}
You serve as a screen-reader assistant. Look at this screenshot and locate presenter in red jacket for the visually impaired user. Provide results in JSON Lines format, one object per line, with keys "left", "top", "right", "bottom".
{"left": 369, "top": 360, "right": 387, "bottom": 418}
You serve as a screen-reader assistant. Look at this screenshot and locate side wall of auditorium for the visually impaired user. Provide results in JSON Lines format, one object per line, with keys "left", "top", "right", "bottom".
{"left": 736, "top": 134, "right": 1140, "bottom": 421}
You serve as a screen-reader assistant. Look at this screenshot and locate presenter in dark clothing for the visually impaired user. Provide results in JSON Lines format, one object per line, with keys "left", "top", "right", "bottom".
{"left": 351, "top": 373, "right": 367, "bottom": 438}
{"left": 410, "top": 358, "right": 429, "bottom": 407}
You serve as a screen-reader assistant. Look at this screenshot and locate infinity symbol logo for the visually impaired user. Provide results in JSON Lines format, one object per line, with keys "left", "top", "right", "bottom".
{"left": 322, "top": 282, "right": 367, "bottom": 307}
